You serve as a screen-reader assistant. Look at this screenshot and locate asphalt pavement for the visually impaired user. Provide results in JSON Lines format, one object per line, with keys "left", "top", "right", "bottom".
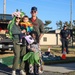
{"left": 0, "top": 63, "right": 75, "bottom": 75}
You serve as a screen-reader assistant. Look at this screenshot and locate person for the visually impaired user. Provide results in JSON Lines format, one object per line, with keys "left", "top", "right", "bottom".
{"left": 29, "top": 6, "right": 44, "bottom": 41}
{"left": 60, "top": 25, "right": 70, "bottom": 54}
{"left": 23, "top": 31, "right": 43, "bottom": 74}
{"left": 29, "top": 6, "right": 44, "bottom": 74}
{"left": 8, "top": 11, "right": 26, "bottom": 75}
{"left": 17, "top": 15, "right": 33, "bottom": 45}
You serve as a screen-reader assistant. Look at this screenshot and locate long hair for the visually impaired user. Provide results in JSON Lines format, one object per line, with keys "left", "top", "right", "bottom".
{"left": 30, "top": 31, "right": 39, "bottom": 43}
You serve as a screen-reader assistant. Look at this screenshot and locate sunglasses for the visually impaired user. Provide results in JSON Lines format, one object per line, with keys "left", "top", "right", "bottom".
{"left": 31, "top": 10, "right": 36, "bottom": 13}
{"left": 16, "top": 17, "right": 21, "bottom": 19}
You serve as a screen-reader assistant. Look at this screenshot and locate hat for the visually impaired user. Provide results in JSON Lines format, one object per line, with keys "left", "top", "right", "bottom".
{"left": 64, "top": 25, "right": 67, "bottom": 27}
{"left": 12, "top": 11, "right": 21, "bottom": 18}
{"left": 12, "top": 11, "right": 25, "bottom": 18}
{"left": 31, "top": 6, "right": 37, "bottom": 11}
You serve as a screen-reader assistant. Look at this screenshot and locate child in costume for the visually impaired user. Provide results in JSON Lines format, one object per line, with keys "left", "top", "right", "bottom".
{"left": 23, "top": 31, "right": 43, "bottom": 74}
{"left": 17, "top": 15, "right": 33, "bottom": 45}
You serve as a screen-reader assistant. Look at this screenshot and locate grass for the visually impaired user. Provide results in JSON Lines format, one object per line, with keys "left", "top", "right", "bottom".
{"left": 1, "top": 56, "right": 14, "bottom": 66}
{"left": 40, "top": 45, "right": 75, "bottom": 65}
{"left": 0, "top": 45, "right": 75, "bottom": 66}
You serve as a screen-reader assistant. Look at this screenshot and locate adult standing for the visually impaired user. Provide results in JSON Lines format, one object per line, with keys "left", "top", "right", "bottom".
{"left": 60, "top": 25, "right": 70, "bottom": 54}
{"left": 29, "top": 6, "right": 44, "bottom": 41}
{"left": 29, "top": 6, "right": 44, "bottom": 75}
{"left": 8, "top": 11, "right": 26, "bottom": 75}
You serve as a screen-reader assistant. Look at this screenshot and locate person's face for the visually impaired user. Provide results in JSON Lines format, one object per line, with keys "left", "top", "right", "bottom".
{"left": 32, "top": 33, "right": 36, "bottom": 39}
{"left": 16, "top": 17, "right": 21, "bottom": 22}
{"left": 23, "top": 17, "right": 29, "bottom": 22}
{"left": 64, "top": 27, "right": 67, "bottom": 30}
{"left": 31, "top": 10, "right": 37, "bottom": 17}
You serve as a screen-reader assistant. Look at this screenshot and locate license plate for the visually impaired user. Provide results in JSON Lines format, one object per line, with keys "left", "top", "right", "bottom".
{"left": 8, "top": 45, "right": 13, "bottom": 47}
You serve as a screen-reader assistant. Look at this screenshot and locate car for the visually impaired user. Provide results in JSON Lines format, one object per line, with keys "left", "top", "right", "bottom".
{"left": 0, "top": 14, "right": 13, "bottom": 52}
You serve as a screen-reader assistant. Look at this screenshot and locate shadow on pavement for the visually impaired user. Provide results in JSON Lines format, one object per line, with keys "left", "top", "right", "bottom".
{"left": 0, "top": 63, "right": 12, "bottom": 75}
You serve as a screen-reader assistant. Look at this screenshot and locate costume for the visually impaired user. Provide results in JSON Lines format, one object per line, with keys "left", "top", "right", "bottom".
{"left": 20, "top": 22, "right": 33, "bottom": 32}
{"left": 8, "top": 11, "right": 26, "bottom": 74}
{"left": 23, "top": 35, "right": 40, "bottom": 65}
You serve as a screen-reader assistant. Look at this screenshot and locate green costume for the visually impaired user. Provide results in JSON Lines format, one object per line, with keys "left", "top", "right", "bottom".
{"left": 23, "top": 52, "right": 40, "bottom": 65}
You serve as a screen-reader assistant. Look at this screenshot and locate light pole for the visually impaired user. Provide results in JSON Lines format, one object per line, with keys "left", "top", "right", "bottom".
{"left": 3, "top": 0, "right": 6, "bottom": 14}
{"left": 70, "top": 0, "right": 73, "bottom": 47}
{"left": 70, "top": 0, "right": 72, "bottom": 29}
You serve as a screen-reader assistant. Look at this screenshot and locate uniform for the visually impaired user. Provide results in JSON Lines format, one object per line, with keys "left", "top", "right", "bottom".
{"left": 60, "top": 28, "right": 70, "bottom": 54}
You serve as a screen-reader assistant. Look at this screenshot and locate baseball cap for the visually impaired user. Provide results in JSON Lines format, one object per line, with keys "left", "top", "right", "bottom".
{"left": 63, "top": 25, "right": 67, "bottom": 28}
{"left": 64, "top": 25, "right": 67, "bottom": 27}
{"left": 31, "top": 6, "right": 37, "bottom": 11}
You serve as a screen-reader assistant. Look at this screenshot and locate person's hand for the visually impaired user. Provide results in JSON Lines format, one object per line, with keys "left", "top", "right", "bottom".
{"left": 66, "top": 36, "right": 70, "bottom": 39}
{"left": 66, "top": 37, "right": 69, "bottom": 39}
{"left": 21, "top": 29, "right": 26, "bottom": 33}
{"left": 28, "top": 45, "right": 30, "bottom": 49}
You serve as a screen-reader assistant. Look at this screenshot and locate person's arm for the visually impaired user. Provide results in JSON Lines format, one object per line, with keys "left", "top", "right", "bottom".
{"left": 11, "top": 25, "right": 21, "bottom": 35}
{"left": 39, "top": 19, "right": 44, "bottom": 40}
{"left": 27, "top": 45, "right": 35, "bottom": 52}
{"left": 11, "top": 25, "right": 26, "bottom": 35}
{"left": 67, "top": 30, "right": 71, "bottom": 39}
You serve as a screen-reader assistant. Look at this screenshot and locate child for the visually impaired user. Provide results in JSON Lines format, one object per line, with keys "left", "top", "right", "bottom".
{"left": 17, "top": 15, "right": 33, "bottom": 45}
{"left": 23, "top": 31, "right": 43, "bottom": 74}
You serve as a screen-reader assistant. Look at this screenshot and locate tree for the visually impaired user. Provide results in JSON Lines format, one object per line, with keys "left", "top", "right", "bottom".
{"left": 73, "top": 20, "right": 75, "bottom": 26}
{"left": 44, "top": 20, "right": 52, "bottom": 32}
{"left": 56, "top": 20, "right": 75, "bottom": 29}
{"left": 56, "top": 20, "right": 63, "bottom": 29}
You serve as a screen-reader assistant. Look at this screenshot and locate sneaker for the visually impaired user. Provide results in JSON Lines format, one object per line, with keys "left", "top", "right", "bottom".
{"left": 39, "top": 70, "right": 43, "bottom": 74}
{"left": 12, "top": 70, "right": 16, "bottom": 75}
{"left": 29, "top": 65, "right": 34, "bottom": 74}
{"left": 38, "top": 66, "right": 43, "bottom": 74}
{"left": 20, "top": 70, "right": 26, "bottom": 75}
{"left": 16, "top": 42, "right": 22, "bottom": 45}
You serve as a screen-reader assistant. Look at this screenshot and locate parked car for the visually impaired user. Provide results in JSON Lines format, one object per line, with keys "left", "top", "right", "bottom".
{"left": 0, "top": 14, "right": 13, "bottom": 52}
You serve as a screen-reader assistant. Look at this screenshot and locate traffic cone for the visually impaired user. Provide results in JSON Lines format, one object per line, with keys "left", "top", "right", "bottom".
{"left": 61, "top": 48, "right": 66, "bottom": 60}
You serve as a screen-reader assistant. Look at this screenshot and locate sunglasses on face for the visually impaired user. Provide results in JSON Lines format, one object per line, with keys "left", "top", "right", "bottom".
{"left": 31, "top": 10, "right": 36, "bottom": 13}
{"left": 16, "top": 17, "right": 21, "bottom": 19}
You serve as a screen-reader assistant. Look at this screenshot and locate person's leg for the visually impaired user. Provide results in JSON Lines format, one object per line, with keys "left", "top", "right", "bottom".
{"left": 62, "top": 39, "right": 65, "bottom": 53}
{"left": 34, "top": 53, "right": 40, "bottom": 75}
{"left": 12, "top": 40, "right": 20, "bottom": 75}
{"left": 65, "top": 39, "right": 69, "bottom": 54}
{"left": 20, "top": 45, "right": 26, "bottom": 75}
{"left": 38, "top": 58, "right": 43, "bottom": 74}
{"left": 17, "top": 33, "right": 25, "bottom": 45}
{"left": 29, "top": 64, "right": 34, "bottom": 74}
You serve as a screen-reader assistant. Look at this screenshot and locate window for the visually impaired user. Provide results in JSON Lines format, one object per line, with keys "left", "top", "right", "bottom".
{"left": 0, "top": 14, "right": 12, "bottom": 21}
{"left": 43, "top": 37, "right": 47, "bottom": 42}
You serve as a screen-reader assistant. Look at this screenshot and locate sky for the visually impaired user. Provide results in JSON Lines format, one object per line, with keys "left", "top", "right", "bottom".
{"left": 0, "top": 0, "right": 75, "bottom": 30}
